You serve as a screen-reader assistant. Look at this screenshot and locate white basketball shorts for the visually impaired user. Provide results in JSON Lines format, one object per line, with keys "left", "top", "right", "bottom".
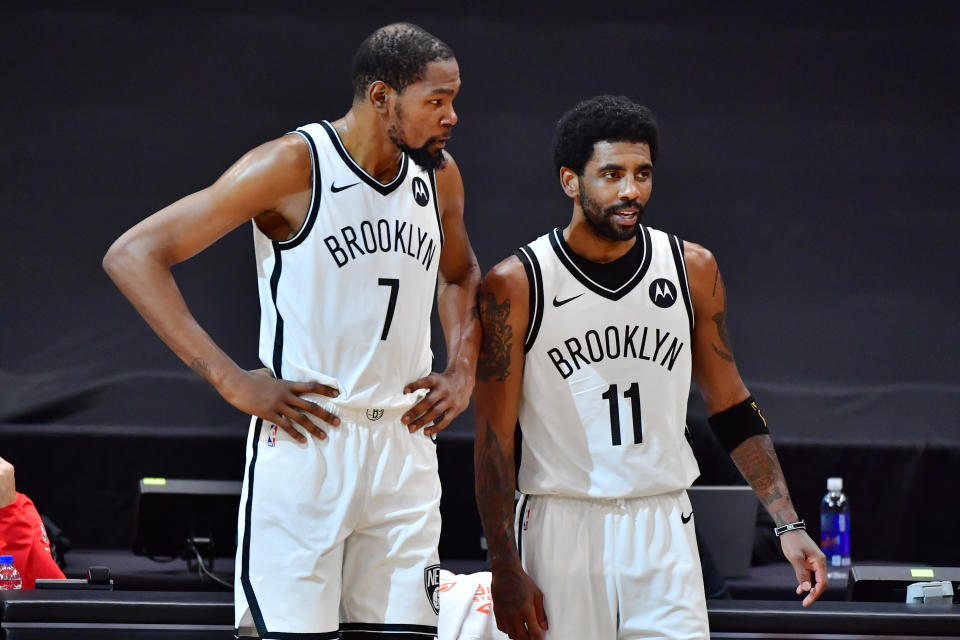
{"left": 516, "top": 490, "right": 709, "bottom": 640}
{"left": 235, "top": 405, "right": 441, "bottom": 639}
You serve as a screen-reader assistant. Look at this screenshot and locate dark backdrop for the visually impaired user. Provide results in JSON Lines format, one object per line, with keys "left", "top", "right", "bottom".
{"left": 2, "top": 2, "right": 959, "bottom": 565}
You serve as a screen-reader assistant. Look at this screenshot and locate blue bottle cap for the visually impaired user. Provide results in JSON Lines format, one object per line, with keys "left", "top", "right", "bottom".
{"left": 0, "top": 555, "right": 12, "bottom": 564}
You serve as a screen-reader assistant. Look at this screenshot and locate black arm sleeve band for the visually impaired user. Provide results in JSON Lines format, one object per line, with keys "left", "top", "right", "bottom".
{"left": 707, "top": 396, "right": 770, "bottom": 453}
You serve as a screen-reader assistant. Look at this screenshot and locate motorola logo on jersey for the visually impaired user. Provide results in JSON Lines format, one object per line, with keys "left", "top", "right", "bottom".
{"left": 649, "top": 278, "right": 677, "bottom": 308}
{"left": 411, "top": 177, "right": 430, "bottom": 207}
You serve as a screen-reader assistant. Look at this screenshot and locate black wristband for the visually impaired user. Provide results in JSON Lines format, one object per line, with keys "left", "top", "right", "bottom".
{"left": 708, "top": 396, "right": 770, "bottom": 453}
{"left": 774, "top": 520, "right": 806, "bottom": 537}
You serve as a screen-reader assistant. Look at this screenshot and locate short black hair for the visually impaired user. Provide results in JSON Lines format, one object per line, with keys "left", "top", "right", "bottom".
{"left": 351, "top": 23, "right": 455, "bottom": 99}
{"left": 552, "top": 95, "right": 659, "bottom": 175}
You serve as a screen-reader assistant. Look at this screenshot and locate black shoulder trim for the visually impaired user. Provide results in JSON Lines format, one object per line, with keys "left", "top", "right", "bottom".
{"left": 669, "top": 234, "right": 694, "bottom": 336}
{"left": 515, "top": 246, "right": 544, "bottom": 352}
{"left": 269, "top": 245, "right": 285, "bottom": 378}
{"left": 320, "top": 120, "right": 408, "bottom": 195}
{"left": 278, "top": 129, "right": 322, "bottom": 250}
{"left": 240, "top": 418, "right": 267, "bottom": 637}
{"left": 548, "top": 226, "right": 652, "bottom": 300}
{"left": 428, "top": 168, "right": 444, "bottom": 247}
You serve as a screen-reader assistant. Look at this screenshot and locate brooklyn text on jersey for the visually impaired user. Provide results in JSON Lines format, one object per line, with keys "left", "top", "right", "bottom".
{"left": 547, "top": 324, "right": 685, "bottom": 379}
{"left": 323, "top": 218, "right": 439, "bottom": 270}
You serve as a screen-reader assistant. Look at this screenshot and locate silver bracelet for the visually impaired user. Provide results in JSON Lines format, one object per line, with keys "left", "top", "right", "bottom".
{"left": 774, "top": 520, "right": 806, "bottom": 537}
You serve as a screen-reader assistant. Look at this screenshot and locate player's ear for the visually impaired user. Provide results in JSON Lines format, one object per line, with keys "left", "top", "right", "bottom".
{"left": 560, "top": 167, "right": 579, "bottom": 199}
{"left": 368, "top": 81, "right": 392, "bottom": 113}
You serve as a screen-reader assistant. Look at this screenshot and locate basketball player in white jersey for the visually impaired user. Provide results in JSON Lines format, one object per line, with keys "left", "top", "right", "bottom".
{"left": 474, "top": 96, "right": 827, "bottom": 639}
{"left": 103, "top": 24, "right": 480, "bottom": 639}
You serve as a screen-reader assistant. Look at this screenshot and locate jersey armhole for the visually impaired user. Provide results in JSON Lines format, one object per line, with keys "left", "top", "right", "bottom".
{"left": 669, "top": 235, "right": 695, "bottom": 335}
{"left": 275, "top": 129, "right": 322, "bottom": 251}
{"left": 515, "top": 246, "right": 544, "bottom": 352}
{"left": 428, "top": 169, "right": 445, "bottom": 247}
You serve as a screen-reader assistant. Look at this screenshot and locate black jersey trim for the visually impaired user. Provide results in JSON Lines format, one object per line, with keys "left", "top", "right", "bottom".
{"left": 515, "top": 493, "right": 530, "bottom": 564}
{"left": 277, "top": 129, "right": 322, "bottom": 251}
{"left": 320, "top": 120, "right": 408, "bottom": 196}
{"left": 515, "top": 246, "right": 544, "bottom": 352}
{"left": 340, "top": 623, "right": 438, "bottom": 636}
{"left": 548, "top": 226, "right": 652, "bottom": 300}
{"left": 427, "top": 168, "right": 444, "bottom": 247}
{"left": 269, "top": 244, "right": 285, "bottom": 379}
{"left": 240, "top": 418, "right": 268, "bottom": 637}
{"left": 669, "top": 234, "right": 695, "bottom": 336}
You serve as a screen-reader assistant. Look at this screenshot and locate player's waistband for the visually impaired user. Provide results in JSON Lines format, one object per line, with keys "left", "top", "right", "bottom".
{"left": 314, "top": 401, "right": 409, "bottom": 427}
{"left": 523, "top": 488, "right": 687, "bottom": 509}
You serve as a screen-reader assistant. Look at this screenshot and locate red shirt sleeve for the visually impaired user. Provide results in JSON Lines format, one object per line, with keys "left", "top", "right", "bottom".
{"left": 0, "top": 493, "right": 66, "bottom": 589}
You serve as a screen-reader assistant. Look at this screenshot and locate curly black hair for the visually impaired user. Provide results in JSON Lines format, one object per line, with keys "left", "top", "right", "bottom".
{"left": 351, "top": 23, "right": 455, "bottom": 99}
{"left": 552, "top": 95, "right": 659, "bottom": 175}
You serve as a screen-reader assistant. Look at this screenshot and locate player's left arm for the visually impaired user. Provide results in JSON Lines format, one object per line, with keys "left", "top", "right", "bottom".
{"left": 686, "top": 241, "right": 827, "bottom": 607}
{"left": 402, "top": 152, "right": 481, "bottom": 434}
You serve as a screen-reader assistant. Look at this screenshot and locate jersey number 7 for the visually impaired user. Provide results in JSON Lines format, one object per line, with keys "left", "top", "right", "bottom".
{"left": 378, "top": 278, "right": 399, "bottom": 340}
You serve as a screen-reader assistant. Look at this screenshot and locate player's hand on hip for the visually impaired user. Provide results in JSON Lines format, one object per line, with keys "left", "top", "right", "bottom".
{"left": 223, "top": 368, "right": 340, "bottom": 442}
{"left": 402, "top": 368, "right": 475, "bottom": 435}
{"left": 491, "top": 565, "right": 548, "bottom": 640}
{"left": 780, "top": 529, "right": 828, "bottom": 607}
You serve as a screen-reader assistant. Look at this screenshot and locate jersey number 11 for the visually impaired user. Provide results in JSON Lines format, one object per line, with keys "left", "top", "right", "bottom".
{"left": 601, "top": 382, "right": 643, "bottom": 446}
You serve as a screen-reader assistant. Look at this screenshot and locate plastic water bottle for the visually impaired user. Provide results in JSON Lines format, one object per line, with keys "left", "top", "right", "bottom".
{"left": 0, "top": 555, "right": 22, "bottom": 590}
{"left": 820, "top": 477, "right": 851, "bottom": 579}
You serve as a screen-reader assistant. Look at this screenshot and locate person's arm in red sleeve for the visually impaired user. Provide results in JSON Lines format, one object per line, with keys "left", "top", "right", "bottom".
{"left": 0, "top": 457, "right": 66, "bottom": 588}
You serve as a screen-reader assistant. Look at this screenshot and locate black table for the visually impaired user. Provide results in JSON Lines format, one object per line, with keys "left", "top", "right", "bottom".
{"left": 3, "top": 589, "right": 960, "bottom": 639}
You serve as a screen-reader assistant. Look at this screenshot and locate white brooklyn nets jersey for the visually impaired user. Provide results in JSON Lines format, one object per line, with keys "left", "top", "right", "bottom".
{"left": 253, "top": 121, "right": 443, "bottom": 411}
{"left": 515, "top": 226, "right": 700, "bottom": 499}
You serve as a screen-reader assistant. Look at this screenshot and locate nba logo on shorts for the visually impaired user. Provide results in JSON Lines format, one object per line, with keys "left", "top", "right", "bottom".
{"left": 267, "top": 424, "right": 278, "bottom": 447}
{"left": 523, "top": 506, "right": 531, "bottom": 531}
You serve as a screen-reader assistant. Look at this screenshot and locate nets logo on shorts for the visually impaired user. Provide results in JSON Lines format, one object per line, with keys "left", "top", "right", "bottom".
{"left": 366, "top": 408, "right": 384, "bottom": 421}
{"left": 412, "top": 177, "right": 430, "bottom": 207}
{"left": 649, "top": 278, "right": 678, "bottom": 308}
{"left": 424, "top": 564, "right": 441, "bottom": 614}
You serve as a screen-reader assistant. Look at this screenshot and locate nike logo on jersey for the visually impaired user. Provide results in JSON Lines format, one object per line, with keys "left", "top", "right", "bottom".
{"left": 552, "top": 293, "right": 584, "bottom": 307}
{"left": 330, "top": 181, "right": 359, "bottom": 193}
{"left": 681, "top": 511, "right": 693, "bottom": 524}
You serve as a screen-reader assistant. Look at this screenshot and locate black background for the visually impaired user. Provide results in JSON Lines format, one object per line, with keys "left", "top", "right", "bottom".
{"left": 2, "top": 2, "right": 959, "bottom": 565}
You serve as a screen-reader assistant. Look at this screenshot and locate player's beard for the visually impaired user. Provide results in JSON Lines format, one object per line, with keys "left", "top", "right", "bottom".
{"left": 579, "top": 182, "right": 643, "bottom": 241}
{"left": 388, "top": 106, "right": 447, "bottom": 171}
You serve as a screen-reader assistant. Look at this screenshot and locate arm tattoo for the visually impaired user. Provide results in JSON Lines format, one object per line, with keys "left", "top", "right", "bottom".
{"left": 190, "top": 357, "right": 212, "bottom": 379}
{"left": 730, "top": 435, "right": 797, "bottom": 526}
{"left": 711, "top": 269, "right": 735, "bottom": 361}
{"left": 711, "top": 310, "right": 735, "bottom": 361}
{"left": 477, "top": 292, "right": 512, "bottom": 381}
{"left": 475, "top": 420, "right": 518, "bottom": 566}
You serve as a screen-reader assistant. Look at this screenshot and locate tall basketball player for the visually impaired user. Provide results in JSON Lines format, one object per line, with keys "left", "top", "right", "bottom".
{"left": 474, "top": 96, "right": 827, "bottom": 640}
{"left": 103, "top": 24, "right": 480, "bottom": 639}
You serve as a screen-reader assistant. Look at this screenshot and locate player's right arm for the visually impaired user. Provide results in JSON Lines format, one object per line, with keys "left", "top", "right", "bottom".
{"left": 102, "top": 135, "right": 340, "bottom": 442}
{"left": 474, "top": 257, "right": 548, "bottom": 640}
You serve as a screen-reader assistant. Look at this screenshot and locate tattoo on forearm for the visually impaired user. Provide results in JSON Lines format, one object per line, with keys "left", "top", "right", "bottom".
{"left": 493, "top": 568, "right": 528, "bottom": 609}
{"left": 731, "top": 435, "right": 796, "bottom": 526}
{"left": 475, "top": 420, "right": 518, "bottom": 563}
{"left": 190, "top": 358, "right": 212, "bottom": 379}
{"left": 477, "top": 292, "right": 512, "bottom": 381}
